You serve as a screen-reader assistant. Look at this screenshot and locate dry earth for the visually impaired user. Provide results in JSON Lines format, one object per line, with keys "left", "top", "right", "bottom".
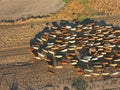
{"left": 0, "top": 0, "right": 64, "bottom": 20}
{"left": 89, "top": 0, "right": 120, "bottom": 16}
{"left": 0, "top": 0, "right": 120, "bottom": 90}
{"left": 0, "top": 62, "right": 77, "bottom": 90}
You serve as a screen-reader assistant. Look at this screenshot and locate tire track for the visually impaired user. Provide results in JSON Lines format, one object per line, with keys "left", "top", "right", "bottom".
{"left": 0, "top": 47, "right": 31, "bottom": 65}
{"left": 0, "top": 47, "right": 29, "bottom": 57}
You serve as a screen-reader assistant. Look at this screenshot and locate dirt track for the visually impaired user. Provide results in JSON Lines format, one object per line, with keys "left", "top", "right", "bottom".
{"left": 0, "top": 47, "right": 32, "bottom": 65}
{"left": 0, "top": 0, "right": 64, "bottom": 20}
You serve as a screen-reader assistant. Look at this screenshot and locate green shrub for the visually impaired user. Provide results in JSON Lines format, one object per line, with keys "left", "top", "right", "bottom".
{"left": 62, "top": 0, "right": 69, "bottom": 3}
{"left": 72, "top": 78, "right": 88, "bottom": 90}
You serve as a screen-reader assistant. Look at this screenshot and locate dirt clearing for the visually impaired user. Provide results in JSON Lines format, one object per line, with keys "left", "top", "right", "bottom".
{"left": 0, "top": 0, "right": 64, "bottom": 20}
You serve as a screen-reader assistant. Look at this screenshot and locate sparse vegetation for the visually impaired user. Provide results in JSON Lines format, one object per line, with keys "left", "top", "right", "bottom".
{"left": 77, "top": 0, "right": 96, "bottom": 21}
{"left": 79, "top": 0, "right": 88, "bottom": 5}
{"left": 78, "top": 15, "right": 90, "bottom": 22}
{"left": 62, "top": 0, "right": 69, "bottom": 3}
{"left": 85, "top": 6, "right": 96, "bottom": 16}
{"left": 72, "top": 78, "right": 88, "bottom": 90}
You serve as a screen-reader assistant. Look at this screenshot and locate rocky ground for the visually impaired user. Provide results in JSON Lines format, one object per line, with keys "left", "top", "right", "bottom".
{"left": 0, "top": 0, "right": 120, "bottom": 90}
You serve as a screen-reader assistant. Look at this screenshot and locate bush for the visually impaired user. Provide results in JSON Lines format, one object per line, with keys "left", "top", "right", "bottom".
{"left": 72, "top": 78, "right": 88, "bottom": 90}
{"left": 62, "top": 0, "right": 69, "bottom": 3}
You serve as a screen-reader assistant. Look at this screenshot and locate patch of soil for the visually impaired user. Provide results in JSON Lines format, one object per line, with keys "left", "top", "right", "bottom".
{"left": 0, "top": 0, "right": 64, "bottom": 20}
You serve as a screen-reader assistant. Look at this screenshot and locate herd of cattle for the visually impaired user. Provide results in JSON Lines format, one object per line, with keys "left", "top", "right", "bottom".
{"left": 30, "top": 20, "right": 120, "bottom": 77}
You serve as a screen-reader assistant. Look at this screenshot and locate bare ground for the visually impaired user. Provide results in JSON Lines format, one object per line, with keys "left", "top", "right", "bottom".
{"left": 0, "top": 0, "right": 64, "bottom": 20}
{"left": 0, "top": 15, "right": 120, "bottom": 90}
{"left": 0, "top": 61, "right": 76, "bottom": 90}
{"left": 0, "top": 59, "right": 120, "bottom": 90}
{"left": 0, "top": 0, "right": 120, "bottom": 90}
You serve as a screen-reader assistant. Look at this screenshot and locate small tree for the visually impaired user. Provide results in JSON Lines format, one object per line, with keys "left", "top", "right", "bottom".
{"left": 72, "top": 78, "right": 88, "bottom": 90}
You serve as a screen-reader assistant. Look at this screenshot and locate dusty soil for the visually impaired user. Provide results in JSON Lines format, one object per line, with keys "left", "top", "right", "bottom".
{"left": 0, "top": 62, "right": 76, "bottom": 90}
{"left": 0, "top": 60, "right": 120, "bottom": 90}
{"left": 89, "top": 0, "right": 120, "bottom": 16}
{"left": 0, "top": 0, "right": 120, "bottom": 90}
{"left": 0, "top": 61, "right": 120, "bottom": 90}
{"left": 0, "top": 0, "right": 64, "bottom": 20}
